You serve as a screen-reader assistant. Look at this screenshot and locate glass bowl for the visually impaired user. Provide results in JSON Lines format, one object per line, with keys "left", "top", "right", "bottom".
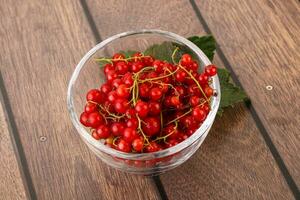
{"left": 67, "top": 29, "right": 220, "bottom": 175}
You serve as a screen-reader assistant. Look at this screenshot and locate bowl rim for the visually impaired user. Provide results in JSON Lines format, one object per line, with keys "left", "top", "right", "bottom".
{"left": 67, "top": 29, "right": 221, "bottom": 159}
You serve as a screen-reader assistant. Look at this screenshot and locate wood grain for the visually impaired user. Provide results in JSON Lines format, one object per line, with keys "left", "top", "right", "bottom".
{"left": 0, "top": 93, "right": 27, "bottom": 199}
{"left": 86, "top": 0, "right": 294, "bottom": 199}
{"left": 0, "top": 0, "right": 159, "bottom": 199}
{"left": 195, "top": 0, "right": 300, "bottom": 186}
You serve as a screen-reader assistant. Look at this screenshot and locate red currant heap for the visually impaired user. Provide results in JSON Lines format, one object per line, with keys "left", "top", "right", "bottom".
{"left": 80, "top": 51, "right": 218, "bottom": 153}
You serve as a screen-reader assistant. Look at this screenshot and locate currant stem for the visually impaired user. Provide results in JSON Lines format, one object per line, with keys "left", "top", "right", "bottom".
{"left": 178, "top": 64, "right": 209, "bottom": 103}
{"left": 137, "top": 116, "right": 150, "bottom": 145}
{"left": 166, "top": 109, "right": 192, "bottom": 125}
{"left": 171, "top": 47, "right": 179, "bottom": 64}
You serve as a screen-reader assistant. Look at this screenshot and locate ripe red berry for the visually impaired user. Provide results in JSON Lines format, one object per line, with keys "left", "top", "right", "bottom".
{"left": 126, "top": 108, "right": 136, "bottom": 118}
{"left": 189, "top": 61, "right": 199, "bottom": 72}
{"left": 132, "top": 52, "right": 143, "bottom": 62}
{"left": 117, "top": 139, "right": 131, "bottom": 153}
{"left": 115, "top": 61, "right": 129, "bottom": 75}
{"left": 142, "top": 117, "right": 161, "bottom": 136}
{"left": 148, "top": 101, "right": 161, "bottom": 116}
{"left": 192, "top": 107, "right": 207, "bottom": 122}
{"left": 122, "top": 72, "right": 134, "bottom": 86}
{"left": 116, "top": 84, "right": 130, "bottom": 98}
{"left": 175, "top": 70, "right": 187, "bottom": 82}
{"left": 150, "top": 87, "right": 163, "bottom": 101}
{"left": 110, "top": 122, "right": 125, "bottom": 136}
{"left": 80, "top": 112, "right": 90, "bottom": 127}
{"left": 126, "top": 118, "right": 138, "bottom": 129}
{"left": 86, "top": 89, "right": 104, "bottom": 104}
{"left": 106, "top": 70, "right": 118, "bottom": 83}
{"left": 198, "top": 73, "right": 209, "bottom": 85}
{"left": 205, "top": 65, "right": 217, "bottom": 76}
{"left": 92, "top": 130, "right": 101, "bottom": 140}
{"left": 145, "top": 142, "right": 161, "bottom": 152}
{"left": 143, "top": 56, "right": 154, "bottom": 66}
{"left": 170, "top": 96, "right": 180, "bottom": 106}
{"left": 114, "top": 98, "right": 129, "bottom": 114}
{"left": 135, "top": 101, "right": 149, "bottom": 118}
{"left": 181, "top": 54, "right": 192, "bottom": 66}
{"left": 104, "top": 63, "right": 114, "bottom": 74}
{"left": 84, "top": 102, "right": 98, "bottom": 113}
{"left": 96, "top": 125, "right": 110, "bottom": 139}
{"left": 189, "top": 96, "right": 201, "bottom": 107}
{"left": 107, "top": 91, "right": 118, "bottom": 102}
{"left": 204, "top": 86, "right": 214, "bottom": 97}
{"left": 139, "top": 83, "right": 150, "bottom": 98}
{"left": 112, "top": 53, "right": 125, "bottom": 63}
{"left": 112, "top": 78, "right": 123, "bottom": 89}
{"left": 100, "top": 83, "right": 112, "bottom": 94}
{"left": 123, "top": 127, "right": 139, "bottom": 143}
{"left": 131, "top": 61, "right": 144, "bottom": 72}
{"left": 132, "top": 138, "right": 144, "bottom": 152}
{"left": 87, "top": 112, "right": 103, "bottom": 128}
{"left": 153, "top": 60, "right": 164, "bottom": 73}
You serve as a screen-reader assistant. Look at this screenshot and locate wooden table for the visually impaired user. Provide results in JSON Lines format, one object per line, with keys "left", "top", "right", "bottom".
{"left": 0, "top": 0, "right": 299, "bottom": 199}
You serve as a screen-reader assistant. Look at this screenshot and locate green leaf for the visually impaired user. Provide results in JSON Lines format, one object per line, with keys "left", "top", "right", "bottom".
{"left": 144, "top": 42, "right": 176, "bottom": 63}
{"left": 217, "top": 68, "right": 249, "bottom": 116}
{"left": 188, "top": 35, "right": 216, "bottom": 61}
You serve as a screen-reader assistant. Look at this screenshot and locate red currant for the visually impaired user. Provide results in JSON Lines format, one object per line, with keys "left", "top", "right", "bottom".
{"left": 96, "top": 125, "right": 110, "bottom": 139}
{"left": 92, "top": 130, "right": 101, "bottom": 140}
{"left": 135, "top": 101, "right": 149, "bottom": 118}
{"left": 148, "top": 101, "right": 161, "bottom": 116}
{"left": 100, "top": 83, "right": 112, "bottom": 94}
{"left": 86, "top": 89, "right": 104, "bottom": 104}
{"left": 126, "top": 118, "right": 138, "bottom": 129}
{"left": 116, "top": 84, "right": 130, "bottom": 98}
{"left": 80, "top": 112, "right": 90, "bottom": 127}
{"left": 131, "top": 61, "right": 144, "bottom": 72}
{"left": 205, "top": 65, "right": 217, "bottom": 76}
{"left": 110, "top": 122, "right": 125, "bottom": 136}
{"left": 115, "top": 61, "right": 129, "bottom": 75}
{"left": 132, "top": 138, "right": 144, "bottom": 152}
{"left": 181, "top": 54, "right": 192, "bottom": 66}
{"left": 142, "top": 117, "right": 160, "bottom": 136}
{"left": 87, "top": 112, "right": 103, "bottom": 128}
{"left": 117, "top": 139, "right": 131, "bottom": 153}
{"left": 123, "top": 127, "right": 139, "bottom": 143}
{"left": 192, "top": 107, "right": 206, "bottom": 122}
{"left": 84, "top": 102, "right": 98, "bottom": 113}
{"left": 114, "top": 98, "right": 129, "bottom": 114}
{"left": 150, "top": 87, "right": 163, "bottom": 101}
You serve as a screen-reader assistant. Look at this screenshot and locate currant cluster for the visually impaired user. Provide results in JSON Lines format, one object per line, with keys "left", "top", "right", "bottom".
{"left": 79, "top": 51, "right": 217, "bottom": 153}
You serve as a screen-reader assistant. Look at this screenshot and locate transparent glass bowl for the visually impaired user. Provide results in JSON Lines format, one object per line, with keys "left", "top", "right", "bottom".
{"left": 67, "top": 29, "right": 220, "bottom": 175}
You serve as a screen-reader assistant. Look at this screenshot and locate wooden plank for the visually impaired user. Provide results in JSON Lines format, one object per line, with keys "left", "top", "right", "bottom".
{"left": 195, "top": 0, "right": 300, "bottom": 186}
{"left": 86, "top": 0, "right": 294, "bottom": 199}
{"left": 0, "top": 0, "right": 160, "bottom": 199}
{"left": 0, "top": 92, "right": 27, "bottom": 199}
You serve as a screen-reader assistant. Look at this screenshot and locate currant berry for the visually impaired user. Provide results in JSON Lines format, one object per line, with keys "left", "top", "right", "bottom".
{"left": 123, "top": 127, "right": 139, "bottom": 143}
{"left": 181, "top": 54, "right": 192, "bottom": 66}
{"left": 106, "top": 70, "right": 118, "bottom": 83}
{"left": 175, "top": 70, "right": 187, "bottom": 82}
{"left": 192, "top": 107, "right": 206, "bottom": 122}
{"left": 135, "top": 101, "right": 149, "bottom": 118}
{"left": 148, "top": 101, "right": 161, "bottom": 116}
{"left": 115, "top": 61, "right": 129, "bottom": 75}
{"left": 80, "top": 112, "right": 90, "bottom": 127}
{"left": 116, "top": 84, "right": 130, "bottom": 98}
{"left": 87, "top": 112, "right": 103, "bottom": 128}
{"left": 96, "top": 125, "right": 110, "bottom": 139}
{"left": 110, "top": 122, "right": 125, "bottom": 136}
{"left": 117, "top": 139, "right": 131, "bottom": 153}
{"left": 84, "top": 102, "right": 98, "bottom": 113}
{"left": 126, "top": 118, "right": 138, "bottom": 129}
{"left": 107, "top": 91, "right": 118, "bottom": 102}
{"left": 198, "top": 73, "right": 209, "bottom": 85}
{"left": 204, "top": 86, "right": 214, "bottom": 97}
{"left": 205, "top": 65, "right": 217, "bottom": 76}
{"left": 100, "top": 83, "right": 112, "bottom": 94}
{"left": 131, "top": 61, "right": 144, "bottom": 72}
{"left": 92, "top": 130, "right": 101, "bottom": 140}
{"left": 150, "top": 87, "right": 163, "bottom": 101}
{"left": 132, "top": 138, "right": 144, "bottom": 152}
{"left": 189, "top": 96, "right": 201, "bottom": 107}
{"left": 104, "top": 63, "right": 114, "bottom": 74}
{"left": 114, "top": 98, "right": 129, "bottom": 114}
{"left": 142, "top": 117, "right": 160, "bottom": 136}
{"left": 86, "top": 89, "right": 104, "bottom": 104}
